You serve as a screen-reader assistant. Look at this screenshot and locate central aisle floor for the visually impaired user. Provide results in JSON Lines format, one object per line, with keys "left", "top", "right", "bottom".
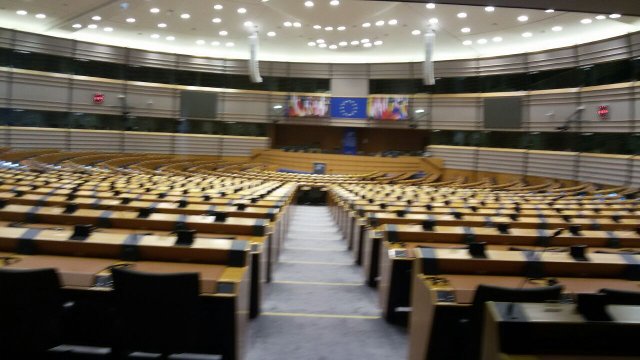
{"left": 247, "top": 206, "right": 407, "bottom": 360}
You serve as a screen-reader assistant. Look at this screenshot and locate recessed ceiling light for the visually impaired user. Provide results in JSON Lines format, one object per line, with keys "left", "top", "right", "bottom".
{"left": 485, "top": 6, "right": 495, "bottom": 12}
{"left": 477, "top": 38, "right": 487, "bottom": 44}
{"left": 157, "top": 23, "right": 167, "bottom": 28}
{"left": 211, "top": 41, "right": 220, "bottom": 46}
{"left": 16, "top": 10, "right": 27, "bottom": 15}
{"left": 330, "top": 0, "right": 340, "bottom": 5}
{"left": 461, "top": 27, "right": 470, "bottom": 33}
{"left": 362, "top": 22, "right": 371, "bottom": 28}
{"left": 329, "top": 44, "right": 337, "bottom": 49}
{"left": 293, "top": 22, "right": 301, "bottom": 27}
{"left": 237, "top": 8, "right": 247, "bottom": 14}
{"left": 196, "top": 40, "right": 205, "bottom": 45}
{"left": 462, "top": 40, "right": 472, "bottom": 45}
{"left": 581, "top": 18, "right": 592, "bottom": 24}
{"left": 363, "top": 43, "right": 372, "bottom": 48}
{"left": 225, "top": 42, "right": 234, "bottom": 47}
{"left": 426, "top": 3, "right": 435, "bottom": 9}
{"left": 545, "top": 9, "right": 555, "bottom": 13}
{"left": 126, "top": 18, "right": 136, "bottom": 23}
{"left": 103, "top": 27, "right": 113, "bottom": 32}
{"left": 244, "top": 21, "right": 254, "bottom": 27}
{"left": 88, "top": 24, "right": 98, "bottom": 29}
{"left": 411, "top": 29, "right": 421, "bottom": 35}
{"left": 219, "top": 30, "right": 228, "bottom": 36}
{"left": 318, "top": 43, "right": 327, "bottom": 48}
{"left": 457, "top": 12, "right": 467, "bottom": 18}
{"left": 429, "top": 18, "right": 438, "bottom": 24}
{"left": 361, "top": 38, "right": 370, "bottom": 43}
{"left": 552, "top": 26, "right": 562, "bottom": 31}
{"left": 375, "top": 20, "right": 385, "bottom": 26}
{"left": 284, "top": 21, "right": 292, "bottom": 27}
{"left": 338, "top": 41, "right": 347, "bottom": 46}
{"left": 213, "top": 4, "right": 223, "bottom": 10}
{"left": 267, "top": 31, "right": 276, "bottom": 37}
{"left": 150, "top": 8, "right": 160, "bottom": 13}
{"left": 350, "top": 40, "right": 359, "bottom": 45}
{"left": 337, "top": 26, "right": 346, "bottom": 30}
{"left": 72, "top": 23, "right": 82, "bottom": 29}
{"left": 180, "top": 13, "right": 191, "bottom": 19}
{"left": 517, "top": 15, "right": 528, "bottom": 22}
{"left": 308, "top": 41, "right": 316, "bottom": 46}
{"left": 316, "top": 39, "right": 325, "bottom": 43}
{"left": 492, "top": 36, "right": 502, "bottom": 42}
{"left": 212, "top": 18, "right": 221, "bottom": 23}
{"left": 91, "top": 16, "right": 102, "bottom": 21}
{"left": 325, "top": 26, "right": 333, "bottom": 31}
{"left": 374, "top": 40, "right": 383, "bottom": 45}
{"left": 35, "top": 13, "right": 46, "bottom": 19}
{"left": 522, "top": 32, "right": 532, "bottom": 37}
{"left": 150, "top": 34, "right": 160, "bottom": 39}
{"left": 595, "top": 15, "right": 606, "bottom": 20}
{"left": 609, "top": 14, "right": 621, "bottom": 19}
{"left": 388, "top": 19, "right": 398, "bottom": 25}
{"left": 166, "top": 36, "right": 175, "bottom": 41}
{"left": 313, "top": 25, "right": 321, "bottom": 29}
{"left": 305, "top": 1, "right": 314, "bottom": 7}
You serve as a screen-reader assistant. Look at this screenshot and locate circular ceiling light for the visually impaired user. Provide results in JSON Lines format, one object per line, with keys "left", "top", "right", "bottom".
{"left": 150, "top": 8, "right": 160, "bottom": 13}
{"left": 330, "top": 0, "right": 340, "bottom": 5}
{"left": 545, "top": 9, "right": 555, "bottom": 13}
{"left": 293, "top": 22, "right": 302, "bottom": 27}
{"left": 492, "top": 36, "right": 502, "bottom": 42}
{"left": 373, "top": 40, "right": 383, "bottom": 45}
{"left": 361, "top": 38, "right": 370, "bottom": 43}
{"left": 337, "top": 26, "right": 346, "bottom": 30}
{"left": 426, "top": 3, "right": 435, "bottom": 9}
{"left": 284, "top": 21, "right": 292, "bottom": 27}
{"left": 166, "top": 36, "right": 175, "bottom": 41}
{"left": 244, "top": 21, "right": 254, "bottom": 27}
{"left": 552, "top": 26, "right": 562, "bottom": 31}
{"left": 211, "top": 41, "right": 220, "bottom": 46}
{"left": 316, "top": 39, "right": 325, "bottom": 43}
{"left": 305, "top": 1, "right": 314, "bottom": 7}
{"left": 88, "top": 24, "right": 98, "bottom": 29}
{"left": 126, "top": 18, "right": 136, "bottom": 23}
{"left": 362, "top": 22, "right": 371, "bottom": 28}
{"left": 313, "top": 25, "right": 321, "bottom": 29}
{"left": 388, "top": 19, "right": 398, "bottom": 25}
{"left": 350, "top": 40, "right": 359, "bottom": 45}
{"left": 462, "top": 40, "right": 472, "bottom": 45}
{"left": 318, "top": 43, "right": 327, "bottom": 48}
{"left": 363, "top": 43, "right": 372, "bottom": 48}
{"left": 16, "top": 10, "right": 27, "bottom": 15}
{"left": 212, "top": 18, "right": 221, "bottom": 23}
{"left": 485, "top": 6, "right": 495, "bottom": 12}
{"left": 35, "top": 13, "right": 47, "bottom": 19}
{"left": 477, "top": 38, "right": 487, "bottom": 44}
{"left": 103, "top": 27, "right": 113, "bottom": 32}
{"left": 428, "top": 18, "right": 438, "bottom": 24}
{"left": 517, "top": 15, "right": 528, "bottom": 22}
{"left": 213, "top": 4, "right": 223, "bottom": 10}
{"left": 157, "top": 23, "right": 167, "bottom": 28}
{"left": 196, "top": 40, "right": 205, "bottom": 45}
{"left": 180, "top": 13, "right": 191, "bottom": 19}
{"left": 609, "top": 14, "right": 621, "bottom": 19}
{"left": 219, "top": 30, "right": 228, "bottom": 36}
{"left": 457, "top": 12, "right": 467, "bottom": 18}
{"left": 375, "top": 20, "right": 385, "bottom": 26}
{"left": 595, "top": 15, "right": 606, "bottom": 20}
{"left": 325, "top": 26, "right": 333, "bottom": 31}
{"left": 339, "top": 41, "right": 347, "bottom": 46}
{"left": 91, "top": 15, "right": 102, "bottom": 21}
{"left": 237, "top": 8, "right": 247, "bottom": 14}
{"left": 225, "top": 42, "right": 235, "bottom": 47}
{"left": 267, "top": 31, "right": 276, "bottom": 37}
{"left": 150, "top": 34, "right": 160, "bottom": 39}
{"left": 461, "top": 27, "right": 470, "bottom": 33}
{"left": 522, "top": 32, "right": 532, "bottom": 37}
{"left": 581, "top": 18, "right": 592, "bottom": 24}
{"left": 411, "top": 29, "right": 421, "bottom": 35}
{"left": 72, "top": 23, "right": 82, "bottom": 29}
{"left": 329, "top": 44, "right": 337, "bottom": 49}
{"left": 308, "top": 41, "right": 316, "bottom": 46}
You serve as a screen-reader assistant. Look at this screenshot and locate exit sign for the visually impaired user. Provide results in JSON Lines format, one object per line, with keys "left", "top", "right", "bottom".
{"left": 93, "top": 93, "right": 105, "bottom": 104}
{"left": 597, "top": 105, "right": 609, "bottom": 120}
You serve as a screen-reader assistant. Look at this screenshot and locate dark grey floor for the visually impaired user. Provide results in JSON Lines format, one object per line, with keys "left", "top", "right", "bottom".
{"left": 246, "top": 206, "right": 407, "bottom": 360}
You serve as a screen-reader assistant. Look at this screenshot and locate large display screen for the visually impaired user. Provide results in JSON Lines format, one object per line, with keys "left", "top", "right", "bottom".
{"left": 367, "top": 96, "right": 409, "bottom": 120}
{"left": 287, "top": 95, "right": 330, "bottom": 117}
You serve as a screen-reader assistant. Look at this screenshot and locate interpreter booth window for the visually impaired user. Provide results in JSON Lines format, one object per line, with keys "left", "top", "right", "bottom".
{"left": 73, "top": 58, "right": 124, "bottom": 80}
{"left": 70, "top": 113, "right": 125, "bottom": 131}
{"left": 7, "top": 110, "right": 69, "bottom": 128}
{"left": 10, "top": 50, "right": 73, "bottom": 74}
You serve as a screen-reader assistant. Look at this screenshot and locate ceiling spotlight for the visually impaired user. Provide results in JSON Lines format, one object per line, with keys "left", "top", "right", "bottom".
{"left": 316, "top": 39, "right": 325, "bottom": 43}
{"left": 91, "top": 15, "right": 102, "bottom": 21}
{"left": 477, "top": 38, "right": 487, "bottom": 44}
{"left": 330, "top": 0, "right": 340, "bottom": 5}
{"left": 363, "top": 43, "right": 372, "bottom": 48}
{"left": 318, "top": 43, "right": 327, "bottom": 48}
{"left": 457, "top": 12, "right": 467, "bottom": 18}
{"left": 462, "top": 40, "right": 472, "bottom": 45}
{"left": 426, "top": 3, "right": 435, "bottom": 9}
{"left": 411, "top": 29, "right": 421, "bottom": 35}
{"left": 219, "top": 30, "right": 228, "bottom": 36}
{"left": 211, "top": 41, "right": 220, "bottom": 46}
{"left": 293, "top": 22, "right": 302, "bottom": 27}
{"left": 126, "top": 18, "right": 136, "bottom": 23}
{"left": 313, "top": 25, "right": 321, "bottom": 29}
{"left": 237, "top": 8, "right": 247, "bottom": 14}
{"left": 545, "top": 9, "right": 555, "bottom": 13}
{"left": 329, "top": 44, "right": 337, "bottom": 49}
{"left": 337, "top": 26, "right": 346, "bottom": 30}
{"left": 339, "top": 41, "right": 347, "bottom": 46}
{"left": 88, "top": 24, "right": 98, "bottom": 29}
{"left": 428, "top": 18, "right": 438, "bottom": 24}
{"left": 375, "top": 20, "right": 385, "bottom": 26}
{"left": 103, "top": 27, "right": 113, "bottom": 32}
{"left": 150, "top": 8, "right": 160, "bottom": 13}
{"left": 284, "top": 21, "right": 292, "bottom": 27}
{"left": 16, "top": 10, "right": 27, "bottom": 15}
{"left": 522, "top": 32, "right": 532, "bottom": 37}
{"left": 196, "top": 40, "right": 205, "bottom": 45}
{"left": 150, "top": 34, "right": 160, "bottom": 39}
{"left": 461, "top": 27, "right": 470, "bottom": 33}
{"left": 225, "top": 42, "right": 235, "bottom": 47}
{"left": 581, "top": 18, "right": 592, "bottom": 24}
{"left": 213, "top": 4, "right": 223, "bottom": 10}
{"left": 212, "top": 18, "right": 221, "bottom": 23}
{"left": 244, "top": 21, "right": 254, "bottom": 27}
{"left": 373, "top": 40, "right": 383, "bottom": 45}
{"left": 552, "top": 26, "right": 562, "bottom": 31}
{"left": 485, "top": 6, "right": 495, "bottom": 12}
{"left": 305, "top": 1, "right": 314, "bottom": 7}
{"left": 308, "top": 41, "right": 316, "bottom": 46}
{"left": 361, "top": 38, "right": 370, "bottom": 43}
{"left": 362, "top": 22, "right": 371, "bottom": 28}
{"left": 267, "top": 31, "right": 276, "bottom": 37}
{"left": 166, "top": 36, "right": 175, "bottom": 41}
{"left": 157, "top": 23, "right": 167, "bottom": 28}
{"left": 388, "top": 19, "right": 398, "bottom": 25}
{"left": 595, "top": 15, "right": 606, "bottom": 20}
{"left": 350, "top": 40, "right": 359, "bottom": 45}
{"left": 609, "top": 14, "right": 621, "bottom": 19}
{"left": 180, "top": 13, "right": 191, "bottom": 19}
{"left": 492, "top": 36, "right": 502, "bottom": 42}
{"left": 517, "top": 15, "right": 528, "bottom": 22}
{"left": 35, "top": 13, "right": 46, "bottom": 19}
{"left": 325, "top": 26, "right": 333, "bottom": 31}
{"left": 72, "top": 23, "right": 82, "bottom": 29}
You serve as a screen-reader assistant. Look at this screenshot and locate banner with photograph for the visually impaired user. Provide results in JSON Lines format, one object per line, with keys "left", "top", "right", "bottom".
{"left": 367, "top": 96, "right": 409, "bottom": 120}
{"left": 287, "top": 95, "right": 329, "bottom": 117}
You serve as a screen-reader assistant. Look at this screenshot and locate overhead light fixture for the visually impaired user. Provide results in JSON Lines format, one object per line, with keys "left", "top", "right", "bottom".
{"left": 552, "top": 26, "right": 563, "bottom": 31}
{"left": 325, "top": 26, "right": 333, "bottom": 31}
{"left": 426, "top": 3, "right": 435, "bottom": 9}
{"left": 225, "top": 42, "right": 235, "bottom": 47}
{"left": 329, "top": 44, "right": 337, "bottom": 49}
{"left": 157, "top": 23, "right": 167, "bottom": 28}
{"left": 267, "top": 31, "right": 276, "bottom": 37}
{"left": 485, "top": 6, "right": 495, "bottom": 12}
{"left": 330, "top": 0, "right": 340, "bottom": 5}
{"left": 492, "top": 36, "right": 502, "bottom": 42}
{"left": 411, "top": 29, "right": 421, "bottom": 35}
{"left": 211, "top": 41, "right": 220, "bottom": 46}
{"left": 337, "top": 26, "right": 346, "bottom": 30}
{"left": 284, "top": 21, "right": 292, "bottom": 27}
{"left": 316, "top": 39, "right": 325, "bottom": 43}
{"left": 373, "top": 40, "right": 383, "bottom": 45}
{"left": 305, "top": 1, "right": 314, "bottom": 7}
{"left": 72, "top": 23, "right": 82, "bottom": 29}
{"left": 457, "top": 12, "right": 467, "bottom": 18}
{"left": 88, "top": 24, "right": 98, "bottom": 29}
{"left": 388, "top": 19, "right": 398, "bottom": 25}
{"left": 273, "top": 105, "right": 283, "bottom": 109}
{"left": 517, "top": 15, "right": 528, "bottom": 22}
{"left": 338, "top": 41, "right": 347, "bottom": 46}
{"left": 318, "top": 43, "right": 327, "bottom": 48}
{"left": 595, "top": 15, "right": 606, "bottom": 20}
{"left": 126, "top": 18, "right": 136, "bottom": 23}
{"left": 361, "top": 38, "right": 370, "bottom": 43}
{"left": 237, "top": 8, "right": 247, "bottom": 14}
{"left": 415, "top": 109, "right": 425, "bottom": 113}
{"left": 545, "top": 9, "right": 555, "bottom": 13}
{"left": 16, "top": 10, "right": 27, "bottom": 15}
{"left": 91, "top": 15, "right": 102, "bottom": 21}
{"left": 522, "top": 32, "right": 532, "bottom": 37}
{"left": 363, "top": 43, "right": 372, "bottom": 48}
{"left": 150, "top": 33, "right": 160, "bottom": 39}
{"left": 477, "top": 38, "right": 487, "bottom": 44}
{"left": 308, "top": 41, "right": 316, "bottom": 46}
{"left": 103, "top": 27, "right": 113, "bottom": 32}
{"left": 213, "top": 4, "right": 223, "bottom": 10}
{"left": 350, "top": 40, "right": 359, "bottom": 45}
{"left": 429, "top": 18, "right": 438, "bottom": 24}
{"left": 313, "top": 25, "right": 321, "bottom": 29}
{"left": 362, "top": 22, "right": 371, "bottom": 28}
{"left": 609, "top": 14, "right": 621, "bottom": 19}
{"left": 35, "top": 13, "right": 46, "bottom": 19}
{"left": 462, "top": 40, "right": 472, "bottom": 45}
{"left": 293, "top": 22, "right": 302, "bottom": 27}
{"left": 375, "top": 20, "right": 385, "bottom": 26}
{"left": 212, "top": 18, "right": 221, "bottom": 23}
{"left": 150, "top": 8, "right": 160, "bottom": 13}
{"left": 219, "top": 30, "right": 228, "bottom": 36}
{"left": 581, "top": 18, "right": 592, "bottom": 24}
{"left": 180, "top": 13, "right": 191, "bottom": 19}
{"left": 166, "top": 36, "right": 175, "bottom": 41}
{"left": 461, "top": 27, "right": 470, "bottom": 33}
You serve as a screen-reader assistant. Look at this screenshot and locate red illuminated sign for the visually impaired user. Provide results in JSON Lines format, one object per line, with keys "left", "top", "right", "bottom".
{"left": 597, "top": 105, "right": 609, "bottom": 120}
{"left": 93, "top": 93, "right": 105, "bottom": 104}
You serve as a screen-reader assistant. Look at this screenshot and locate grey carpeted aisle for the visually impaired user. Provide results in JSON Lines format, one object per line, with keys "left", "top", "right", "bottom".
{"left": 247, "top": 205, "right": 407, "bottom": 360}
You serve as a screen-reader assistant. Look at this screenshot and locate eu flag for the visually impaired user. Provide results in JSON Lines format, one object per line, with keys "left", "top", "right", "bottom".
{"left": 330, "top": 97, "right": 368, "bottom": 119}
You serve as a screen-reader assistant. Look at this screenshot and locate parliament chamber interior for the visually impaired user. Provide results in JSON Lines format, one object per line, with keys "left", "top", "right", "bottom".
{"left": 1, "top": 0, "right": 640, "bottom": 359}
